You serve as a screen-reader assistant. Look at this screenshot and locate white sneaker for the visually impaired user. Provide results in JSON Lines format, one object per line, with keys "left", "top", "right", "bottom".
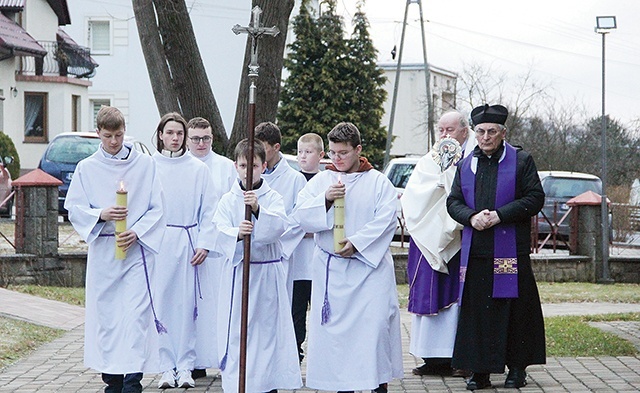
{"left": 177, "top": 369, "right": 195, "bottom": 388}
{"left": 158, "top": 370, "right": 177, "bottom": 389}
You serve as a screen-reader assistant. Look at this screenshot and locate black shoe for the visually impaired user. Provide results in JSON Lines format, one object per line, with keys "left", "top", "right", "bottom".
{"left": 466, "top": 373, "right": 491, "bottom": 390}
{"left": 412, "top": 362, "right": 451, "bottom": 376}
{"left": 373, "top": 383, "right": 388, "bottom": 393}
{"left": 504, "top": 367, "right": 527, "bottom": 388}
{"left": 191, "top": 369, "right": 207, "bottom": 379}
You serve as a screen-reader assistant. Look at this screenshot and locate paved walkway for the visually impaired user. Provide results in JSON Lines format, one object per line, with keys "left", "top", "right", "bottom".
{"left": 0, "top": 288, "right": 639, "bottom": 392}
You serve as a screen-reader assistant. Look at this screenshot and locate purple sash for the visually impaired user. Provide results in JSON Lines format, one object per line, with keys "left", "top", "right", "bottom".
{"left": 407, "top": 239, "right": 459, "bottom": 315}
{"left": 459, "top": 143, "right": 518, "bottom": 302}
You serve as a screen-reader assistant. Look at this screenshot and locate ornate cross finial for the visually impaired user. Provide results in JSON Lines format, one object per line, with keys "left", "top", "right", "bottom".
{"left": 232, "top": 6, "right": 280, "bottom": 77}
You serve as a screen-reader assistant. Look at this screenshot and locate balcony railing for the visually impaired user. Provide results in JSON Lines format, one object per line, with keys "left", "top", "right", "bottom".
{"left": 18, "top": 40, "right": 97, "bottom": 79}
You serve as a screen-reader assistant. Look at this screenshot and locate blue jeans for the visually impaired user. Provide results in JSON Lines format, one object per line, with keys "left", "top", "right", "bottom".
{"left": 102, "top": 373, "right": 143, "bottom": 393}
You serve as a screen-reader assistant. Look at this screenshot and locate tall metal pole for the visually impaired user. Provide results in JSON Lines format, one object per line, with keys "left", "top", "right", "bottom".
{"left": 600, "top": 31, "right": 611, "bottom": 282}
{"left": 417, "top": 0, "right": 434, "bottom": 147}
{"left": 384, "top": 0, "right": 410, "bottom": 168}
{"left": 232, "top": 7, "right": 279, "bottom": 392}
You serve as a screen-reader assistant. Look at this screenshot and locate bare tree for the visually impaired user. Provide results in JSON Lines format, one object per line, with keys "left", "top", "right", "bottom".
{"left": 228, "top": 0, "right": 295, "bottom": 154}
{"left": 132, "top": 0, "right": 294, "bottom": 153}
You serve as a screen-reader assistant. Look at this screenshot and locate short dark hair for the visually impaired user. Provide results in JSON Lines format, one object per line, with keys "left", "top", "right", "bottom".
{"left": 96, "top": 106, "right": 125, "bottom": 131}
{"left": 327, "top": 122, "right": 361, "bottom": 148}
{"left": 156, "top": 112, "right": 188, "bottom": 152}
{"left": 234, "top": 138, "right": 266, "bottom": 164}
{"left": 187, "top": 117, "right": 211, "bottom": 130}
{"left": 254, "top": 122, "right": 281, "bottom": 145}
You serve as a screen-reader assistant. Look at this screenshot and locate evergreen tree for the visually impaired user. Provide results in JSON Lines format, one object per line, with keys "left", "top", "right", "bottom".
{"left": 279, "top": 0, "right": 389, "bottom": 168}
{"left": 344, "top": 2, "right": 388, "bottom": 167}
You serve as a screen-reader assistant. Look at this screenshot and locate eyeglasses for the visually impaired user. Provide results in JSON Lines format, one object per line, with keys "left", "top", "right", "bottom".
{"left": 474, "top": 127, "right": 501, "bottom": 137}
{"left": 189, "top": 136, "right": 212, "bottom": 143}
{"left": 327, "top": 149, "right": 354, "bottom": 159}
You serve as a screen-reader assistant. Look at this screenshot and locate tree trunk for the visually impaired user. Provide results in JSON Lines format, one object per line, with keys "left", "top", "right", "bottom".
{"left": 132, "top": 0, "right": 180, "bottom": 116}
{"left": 228, "top": 0, "right": 295, "bottom": 154}
{"left": 132, "top": 0, "right": 229, "bottom": 151}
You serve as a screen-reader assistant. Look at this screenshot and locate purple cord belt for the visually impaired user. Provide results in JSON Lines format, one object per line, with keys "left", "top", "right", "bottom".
{"left": 98, "top": 233, "right": 167, "bottom": 334}
{"left": 167, "top": 223, "right": 202, "bottom": 321}
{"left": 219, "top": 257, "right": 281, "bottom": 371}
{"left": 318, "top": 247, "right": 355, "bottom": 326}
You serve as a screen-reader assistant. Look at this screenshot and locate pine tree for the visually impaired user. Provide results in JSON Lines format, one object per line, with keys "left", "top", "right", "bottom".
{"left": 278, "top": 0, "right": 388, "bottom": 168}
{"left": 344, "top": 2, "right": 388, "bottom": 167}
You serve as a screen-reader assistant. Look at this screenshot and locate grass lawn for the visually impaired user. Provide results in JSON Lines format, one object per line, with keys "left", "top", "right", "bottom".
{"left": 0, "top": 317, "right": 63, "bottom": 369}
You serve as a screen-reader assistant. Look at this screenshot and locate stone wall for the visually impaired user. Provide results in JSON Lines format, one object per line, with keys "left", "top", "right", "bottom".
{"left": 391, "top": 251, "right": 640, "bottom": 284}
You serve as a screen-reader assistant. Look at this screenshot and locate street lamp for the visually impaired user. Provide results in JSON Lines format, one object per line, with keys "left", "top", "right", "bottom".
{"left": 595, "top": 16, "right": 616, "bottom": 282}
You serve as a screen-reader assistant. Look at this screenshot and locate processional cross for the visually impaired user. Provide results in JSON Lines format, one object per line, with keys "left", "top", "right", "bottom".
{"left": 231, "top": 7, "right": 279, "bottom": 393}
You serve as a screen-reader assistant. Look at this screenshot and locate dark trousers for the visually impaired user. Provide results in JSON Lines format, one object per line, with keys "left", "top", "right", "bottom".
{"left": 291, "top": 279, "right": 312, "bottom": 354}
{"left": 102, "top": 373, "right": 143, "bottom": 393}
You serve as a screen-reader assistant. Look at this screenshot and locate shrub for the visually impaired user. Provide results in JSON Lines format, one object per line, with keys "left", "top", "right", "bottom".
{"left": 0, "top": 132, "right": 20, "bottom": 179}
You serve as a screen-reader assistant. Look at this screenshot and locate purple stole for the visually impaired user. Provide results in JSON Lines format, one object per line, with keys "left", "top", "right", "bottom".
{"left": 459, "top": 143, "right": 518, "bottom": 302}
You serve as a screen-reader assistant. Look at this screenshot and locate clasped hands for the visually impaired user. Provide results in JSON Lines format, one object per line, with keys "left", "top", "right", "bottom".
{"left": 470, "top": 209, "right": 501, "bottom": 231}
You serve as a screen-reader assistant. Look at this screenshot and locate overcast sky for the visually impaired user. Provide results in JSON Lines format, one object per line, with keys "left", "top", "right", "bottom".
{"left": 334, "top": 0, "right": 640, "bottom": 126}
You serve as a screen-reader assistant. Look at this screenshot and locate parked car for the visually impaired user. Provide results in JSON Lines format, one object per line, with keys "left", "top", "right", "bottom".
{"left": 0, "top": 156, "right": 13, "bottom": 218}
{"left": 383, "top": 156, "right": 420, "bottom": 239}
{"left": 537, "top": 171, "right": 602, "bottom": 238}
{"left": 38, "top": 132, "right": 151, "bottom": 215}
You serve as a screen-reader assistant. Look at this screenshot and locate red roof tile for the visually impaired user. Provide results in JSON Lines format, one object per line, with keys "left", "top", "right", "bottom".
{"left": 0, "top": 13, "right": 46, "bottom": 57}
{"left": 13, "top": 169, "right": 62, "bottom": 187}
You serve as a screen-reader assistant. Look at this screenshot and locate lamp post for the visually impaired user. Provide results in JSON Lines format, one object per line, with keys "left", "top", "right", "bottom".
{"left": 595, "top": 16, "right": 616, "bottom": 282}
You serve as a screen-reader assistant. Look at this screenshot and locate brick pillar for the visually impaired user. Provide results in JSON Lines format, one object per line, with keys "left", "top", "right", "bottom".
{"left": 567, "top": 191, "right": 608, "bottom": 282}
{"left": 13, "top": 169, "right": 62, "bottom": 256}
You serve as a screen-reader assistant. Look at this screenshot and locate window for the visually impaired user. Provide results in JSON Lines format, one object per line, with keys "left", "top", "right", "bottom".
{"left": 88, "top": 19, "right": 111, "bottom": 54}
{"left": 90, "top": 99, "right": 111, "bottom": 129}
{"left": 24, "top": 92, "right": 48, "bottom": 143}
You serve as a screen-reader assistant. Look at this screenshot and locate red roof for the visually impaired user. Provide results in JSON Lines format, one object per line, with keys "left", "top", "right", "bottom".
{"left": 0, "top": 13, "right": 46, "bottom": 57}
{"left": 566, "top": 191, "right": 611, "bottom": 206}
{"left": 13, "top": 169, "right": 62, "bottom": 187}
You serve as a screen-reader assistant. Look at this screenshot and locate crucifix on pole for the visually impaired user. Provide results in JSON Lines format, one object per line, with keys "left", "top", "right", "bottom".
{"left": 231, "top": 6, "right": 279, "bottom": 393}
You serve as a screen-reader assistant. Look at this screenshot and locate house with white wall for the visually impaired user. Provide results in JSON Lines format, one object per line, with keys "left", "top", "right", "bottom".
{"left": 381, "top": 63, "right": 457, "bottom": 157}
{"left": 61, "top": 0, "right": 453, "bottom": 160}
{"left": 0, "top": 0, "right": 94, "bottom": 171}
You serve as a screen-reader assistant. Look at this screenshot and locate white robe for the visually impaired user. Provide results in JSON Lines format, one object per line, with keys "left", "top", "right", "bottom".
{"left": 188, "top": 149, "right": 237, "bottom": 370}
{"left": 293, "top": 169, "right": 403, "bottom": 391}
{"left": 214, "top": 180, "right": 302, "bottom": 393}
{"left": 262, "top": 153, "right": 307, "bottom": 297}
{"left": 65, "top": 144, "right": 165, "bottom": 374}
{"left": 152, "top": 152, "right": 218, "bottom": 371}
{"left": 400, "top": 136, "right": 475, "bottom": 359}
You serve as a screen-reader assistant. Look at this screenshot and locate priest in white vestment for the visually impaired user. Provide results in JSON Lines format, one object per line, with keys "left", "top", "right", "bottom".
{"left": 186, "top": 117, "right": 237, "bottom": 377}
{"left": 65, "top": 106, "right": 165, "bottom": 393}
{"left": 292, "top": 123, "right": 403, "bottom": 393}
{"left": 214, "top": 139, "right": 302, "bottom": 393}
{"left": 152, "top": 113, "right": 218, "bottom": 389}
{"left": 401, "top": 111, "right": 475, "bottom": 377}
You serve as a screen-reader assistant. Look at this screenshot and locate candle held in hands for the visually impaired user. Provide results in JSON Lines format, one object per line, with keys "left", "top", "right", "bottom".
{"left": 115, "top": 181, "right": 127, "bottom": 260}
{"left": 333, "top": 174, "right": 345, "bottom": 252}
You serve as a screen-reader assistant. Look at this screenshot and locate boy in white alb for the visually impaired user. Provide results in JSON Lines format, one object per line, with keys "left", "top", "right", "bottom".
{"left": 186, "top": 117, "right": 236, "bottom": 379}
{"left": 254, "top": 122, "right": 307, "bottom": 300}
{"left": 214, "top": 139, "right": 302, "bottom": 393}
{"left": 292, "top": 122, "right": 403, "bottom": 393}
{"left": 152, "top": 113, "right": 218, "bottom": 389}
{"left": 65, "top": 106, "right": 165, "bottom": 393}
{"left": 281, "top": 133, "right": 325, "bottom": 362}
